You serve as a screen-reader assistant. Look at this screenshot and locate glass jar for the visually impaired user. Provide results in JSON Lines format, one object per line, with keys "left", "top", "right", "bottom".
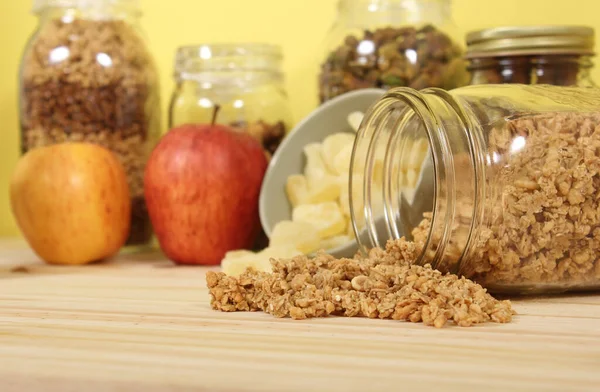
{"left": 350, "top": 84, "right": 600, "bottom": 294}
{"left": 19, "top": 0, "right": 161, "bottom": 247}
{"left": 466, "top": 26, "right": 596, "bottom": 87}
{"left": 318, "top": 0, "right": 469, "bottom": 104}
{"left": 169, "top": 44, "right": 292, "bottom": 159}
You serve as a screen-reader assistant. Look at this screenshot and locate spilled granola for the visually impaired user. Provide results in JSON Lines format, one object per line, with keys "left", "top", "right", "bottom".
{"left": 206, "top": 238, "right": 515, "bottom": 328}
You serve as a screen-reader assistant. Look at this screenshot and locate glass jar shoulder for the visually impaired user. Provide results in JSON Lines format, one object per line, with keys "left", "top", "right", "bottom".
{"left": 170, "top": 79, "right": 291, "bottom": 125}
{"left": 450, "top": 84, "right": 600, "bottom": 119}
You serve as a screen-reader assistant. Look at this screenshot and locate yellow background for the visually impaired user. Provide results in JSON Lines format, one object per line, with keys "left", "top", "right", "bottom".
{"left": 1, "top": 0, "right": 599, "bottom": 237}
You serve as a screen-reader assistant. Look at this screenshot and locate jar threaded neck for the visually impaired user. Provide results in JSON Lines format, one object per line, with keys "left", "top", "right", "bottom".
{"left": 350, "top": 87, "right": 480, "bottom": 274}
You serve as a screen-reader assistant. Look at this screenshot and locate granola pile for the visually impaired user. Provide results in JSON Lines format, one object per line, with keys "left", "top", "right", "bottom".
{"left": 206, "top": 238, "right": 515, "bottom": 328}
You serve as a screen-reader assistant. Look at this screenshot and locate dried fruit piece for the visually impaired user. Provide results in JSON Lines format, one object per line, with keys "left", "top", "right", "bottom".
{"left": 221, "top": 256, "right": 258, "bottom": 277}
{"left": 292, "top": 202, "right": 346, "bottom": 238}
{"left": 270, "top": 220, "right": 321, "bottom": 254}
{"left": 332, "top": 143, "right": 353, "bottom": 176}
{"left": 347, "top": 111, "right": 364, "bottom": 132}
{"left": 223, "top": 249, "right": 255, "bottom": 260}
{"left": 221, "top": 246, "right": 302, "bottom": 276}
{"left": 285, "top": 174, "right": 308, "bottom": 207}
{"left": 304, "top": 143, "right": 333, "bottom": 186}
{"left": 321, "top": 133, "right": 355, "bottom": 173}
{"left": 347, "top": 217, "right": 357, "bottom": 237}
{"left": 406, "top": 168, "right": 418, "bottom": 188}
{"left": 305, "top": 181, "right": 340, "bottom": 204}
{"left": 320, "top": 234, "right": 352, "bottom": 250}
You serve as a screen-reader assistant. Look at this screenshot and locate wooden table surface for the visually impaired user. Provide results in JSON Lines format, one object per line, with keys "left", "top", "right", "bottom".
{"left": 1, "top": 240, "right": 599, "bottom": 392}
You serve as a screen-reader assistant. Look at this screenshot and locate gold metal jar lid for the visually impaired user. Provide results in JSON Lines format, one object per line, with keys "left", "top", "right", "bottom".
{"left": 465, "top": 25, "right": 595, "bottom": 58}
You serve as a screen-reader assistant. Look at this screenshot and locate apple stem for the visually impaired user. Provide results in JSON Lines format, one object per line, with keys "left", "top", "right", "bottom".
{"left": 211, "top": 105, "right": 221, "bottom": 126}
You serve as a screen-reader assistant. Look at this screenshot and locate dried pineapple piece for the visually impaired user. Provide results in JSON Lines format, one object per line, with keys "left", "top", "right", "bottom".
{"left": 332, "top": 143, "right": 353, "bottom": 176}
{"left": 347, "top": 111, "right": 364, "bottom": 132}
{"left": 221, "top": 253, "right": 266, "bottom": 277}
{"left": 399, "top": 139, "right": 414, "bottom": 170}
{"left": 304, "top": 143, "right": 333, "bottom": 186}
{"left": 322, "top": 133, "right": 355, "bottom": 174}
{"left": 222, "top": 249, "right": 254, "bottom": 260}
{"left": 406, "top": 168, "right": 419, "bottom": 188}
{"left": 292, "top": 202, "right": 346, "bottom": 239}
{"left": 221, "top": 246, "right": 302, "bottom": 276}
{"left": 320, "top": 234, "right": 352, "bottom": 250}
{"left": 286, "top": 174, "right": 308, "bottom": 207}
{"left": 407, "top": 138, "right": 429, "bottom": 169}
{"left": 339, "top": 180, "right": 350, "bottom": 217}
{"left": 372, "top": 159, "right": 385, "bottom": 187}
{"left": 270, "top": 220, "right": 321, "bottom": 254}
{"left": 347, "top": 217, "right": 357, "bottom": 237}
{"left": 304, "top": 181, "right": 340, "bottom": 204}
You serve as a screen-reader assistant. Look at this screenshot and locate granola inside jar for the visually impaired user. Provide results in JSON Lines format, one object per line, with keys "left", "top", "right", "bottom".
{"left": 466, "top": 26, "right": 596, "bottom": 87}
{"left": 19, "top": 0, "right": 161, "bottom": 247}
{"left": 318, "top": 0, "right": 469, "bottom": 104}
{"left": 350, "top": 84, "right": 600, "bottom": 294}
{"left": 168, "top": 44, "right": 292, "bottom": 161}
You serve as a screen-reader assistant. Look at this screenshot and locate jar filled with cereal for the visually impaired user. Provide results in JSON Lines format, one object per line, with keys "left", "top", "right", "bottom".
{"left": 318, "top": 0, "right": 469, "bottom": 104}
{"left": 169, "top": 44, "right": 292, "bottom": 160}
{"left": 351, "top": 84, "right": 600, "bottom": 294}
{"left": 19, "top": 0, "right": 161, "bottom": 247}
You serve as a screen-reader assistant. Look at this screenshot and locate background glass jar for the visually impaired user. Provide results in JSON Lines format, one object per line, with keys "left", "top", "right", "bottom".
{"left": 318, "top": 0, "right": 469, "bottom": 104}
{"left": 19, "top": 0, "right": 162, "bottom": 247}
{"left": 169, "top": 44, "right": 292, "bottom": 159}
{"left": 350, "top": 84, "right": 600, "bottom": 294}
{"left": 466, "top": 26, "right": 596, "bottom": 87}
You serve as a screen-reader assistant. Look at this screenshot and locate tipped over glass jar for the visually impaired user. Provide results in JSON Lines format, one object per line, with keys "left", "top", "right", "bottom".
{"left": 168, "top": 43, "right": 292, "bottom": 159}
{"left": 318, "top": 0, "right": 469, "bottom": 104}
{"left": 466, "top": 25, "right": 596, "bottom": 87}
{"left": 350, "top": 84, "right": 600, "bottom": 294}
{"left": 18, "top": 0, "right": 162, "bottom": 247}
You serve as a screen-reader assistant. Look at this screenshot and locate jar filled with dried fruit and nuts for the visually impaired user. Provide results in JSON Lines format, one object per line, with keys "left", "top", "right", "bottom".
{"left": 169, "top": 44, "right": 292, "bottom": 160}
{"left": 350, "top": 84, "right": 600, "bottom": 294}
{"left": 318, "top": 0, "right": 469, "bottom": 103}
{"left": 466, "top": 26, "right": 597, "bottom": 87}
{"left": 19, "top": 0, "right": 162, "bottom": 247}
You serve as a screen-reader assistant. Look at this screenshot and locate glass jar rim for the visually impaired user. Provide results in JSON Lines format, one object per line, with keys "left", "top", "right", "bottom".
{"left": 32, "top": 0, "right": 140, "bottom": 14}
{"left": 174, "top": 43, "right": 283, "bottom": 77}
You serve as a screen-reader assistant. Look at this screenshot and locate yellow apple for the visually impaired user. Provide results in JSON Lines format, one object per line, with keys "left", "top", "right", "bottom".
{"left": 10, "top": 142, "right": 131, "bottom": 265}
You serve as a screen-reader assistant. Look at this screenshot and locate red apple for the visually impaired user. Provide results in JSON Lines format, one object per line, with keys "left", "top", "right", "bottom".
{"left": 144, "top": 110, "right": 268, "bottom": 265}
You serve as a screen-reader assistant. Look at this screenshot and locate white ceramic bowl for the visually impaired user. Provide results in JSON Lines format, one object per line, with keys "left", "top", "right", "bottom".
{"left": 258, "top": 88, "right": 386, "bottom": 258}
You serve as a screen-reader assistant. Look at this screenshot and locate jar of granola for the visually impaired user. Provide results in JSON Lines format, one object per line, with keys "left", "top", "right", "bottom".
{"left": 318, "top": 0, "right": 468, "bottom": 104}
{"left": 169, "top": 44, "right": 292, "bottom": 159}
{"left": 350, "top": 84, "right": 600, "bottom": 294}
{"left": 466, "top": 26, "right": 596, "bottom": 87}
{"left": 19, "top": 0, "right": 161, "bottom": 247}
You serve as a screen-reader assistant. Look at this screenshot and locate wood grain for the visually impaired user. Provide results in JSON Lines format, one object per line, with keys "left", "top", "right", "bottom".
{"left": 1, "top": 241, "right": 599, "bottom": 392}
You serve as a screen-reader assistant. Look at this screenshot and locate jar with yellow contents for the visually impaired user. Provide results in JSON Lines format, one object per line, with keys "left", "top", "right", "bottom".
{"left": 169, "top": 43, "right": 293, "bottom": 160}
